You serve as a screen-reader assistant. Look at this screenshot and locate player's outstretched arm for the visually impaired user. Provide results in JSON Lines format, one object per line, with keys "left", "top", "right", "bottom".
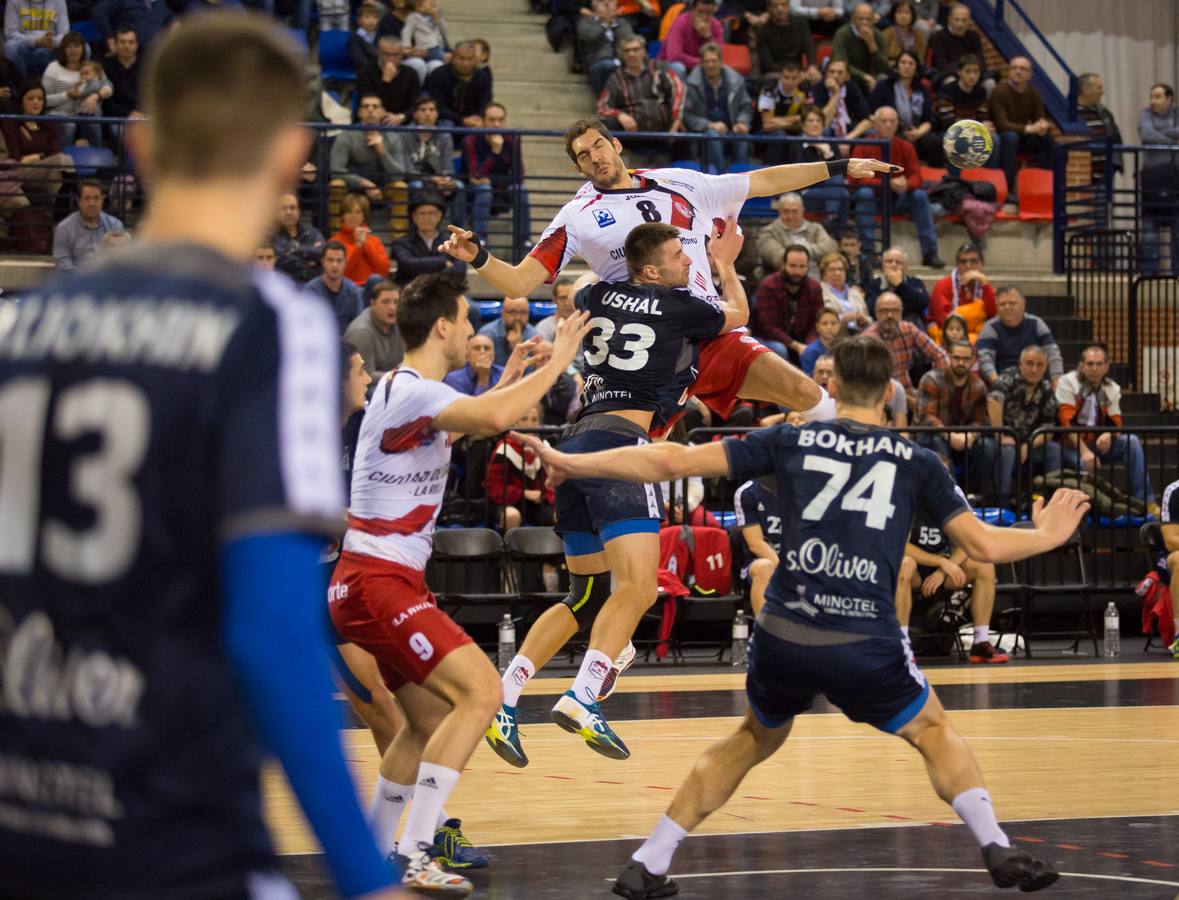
{"left": 439, "top": 225, "right": 551, "bottom": 298}
{"left": 710, "top": 216, "right": 749, "bottom": 333}
{"left": 745, "top": 158, "right": 903, "bottom": 200}
{"left": 943, "top": 489, "right": 1091, "bottom": 564}
{"left": 515, "top": 432, "right": 732, "bottom": 485}
{"left": 221, "top": 533, "right": 395, "bottom": 899}
{"left": 434, "top": 311, "right": 592, "bottom": 435}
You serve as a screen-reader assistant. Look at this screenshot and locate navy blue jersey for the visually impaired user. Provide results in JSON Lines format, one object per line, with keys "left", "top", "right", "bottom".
{"left": 725, "top": 419, "right": 969, "bottom": 636}
{"left": 575, "top": 280, "right": 724, "bottom": 420}
{"left": 0, "top": 245, "right": 343, "bottom": 896}
{"left": 734, "top": 479, "right": 782, "bottom": 555}
{"left": 910, "top": 483, "right": 968, "bottom": 558}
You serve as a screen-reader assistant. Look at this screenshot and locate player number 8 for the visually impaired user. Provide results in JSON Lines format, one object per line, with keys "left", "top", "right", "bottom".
{"left": 583, "top": 316, "right": 657, "bottom": 372}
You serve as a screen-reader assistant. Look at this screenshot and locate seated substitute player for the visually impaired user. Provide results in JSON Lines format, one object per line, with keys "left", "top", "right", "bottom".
{"left": 899, "top": 486, "right": 1008, "bottom": 664}
{"left": 734, "top": 476, "right": 781, "bottom": 616}
{"left": 440, "top": 117, "right": 903, "bottom": 431}
{"left": 486, "top": 218, "right": 751, "bottom": 768}
{"left": 516, "top": 337, "right": 1089, "bottom": 898}
{"left": 329, "top": 272, "right": 590, "bottom": 894}
{"left": 1161, "top": 478, "right": 1179, "bottom": 659}
{"left": 0, "top": 15, "right": 404, "bottom": 900}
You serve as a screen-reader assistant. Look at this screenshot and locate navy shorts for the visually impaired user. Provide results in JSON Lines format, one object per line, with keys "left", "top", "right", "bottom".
{"left": 745, "top": 622, "right": 930, "bottom": 734}
{"left": 554, "top": 417, "right": 664, "bottom": 541}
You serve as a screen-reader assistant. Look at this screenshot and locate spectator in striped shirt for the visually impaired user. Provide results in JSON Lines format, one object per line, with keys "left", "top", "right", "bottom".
{"left": 934, "top": 53, "right": 999, "bottom": 174}
{"left": 864, "top": 290, "right": 948, "bottom": 403}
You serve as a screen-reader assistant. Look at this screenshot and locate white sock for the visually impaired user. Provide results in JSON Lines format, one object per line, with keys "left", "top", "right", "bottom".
{"left": 436, "top": 807, "right": 451, "bottom": 830}
{"left": 800, "top": 386, "right": 837, "bottom": 422}
{"left": 1173, "top": 616, "right": 1179, "bottom": 633}
{"left": 974, "top": 625, "right": 990, "bottom": 645}
{"left": 951, "top": 787, "right": 1010, "bottom": 848}
{"left": 398, "top": 763, "right": 461, "bottom": 856}
{"left": 632, "top": 815, "right": 689, "bottom": 876}
{"left": 368, "top": 776, "right": 413, "bottom": 856}
{"left": 502, "top": 654, "right": 535, "bottom": 707}
{"left": 571, "top": 648, "right": 613, "bottom": 706}
{"left": 900, "top": 625, "right": 910, "bottom": 638}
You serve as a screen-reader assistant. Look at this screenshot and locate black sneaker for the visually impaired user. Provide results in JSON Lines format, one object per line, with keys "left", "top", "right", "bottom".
{"left": 612, "top": 860, "right": 679, "bottom": 899}
{"left": 982, "top": 842, "right": 1060, "bottom": 892}
{"left": 922, "top": 251, "right": 946, "bottom": 268}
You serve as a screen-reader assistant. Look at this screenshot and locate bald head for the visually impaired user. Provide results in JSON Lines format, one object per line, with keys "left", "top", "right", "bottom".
{"left": 501, "top": 296, "right": 531, "bottom": 329}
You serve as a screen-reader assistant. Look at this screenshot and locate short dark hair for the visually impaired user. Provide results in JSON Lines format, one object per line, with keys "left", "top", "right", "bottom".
{"left": 782, "top": 61, "right": 801, "bottom": 72}
{"left": 142, "top": 13, "right": 305, "bottom": 180}
{"left": 341, "top": 339, "right": 360, "bottom": 382}
{"left": 1080, "top": 342, "right": 1109, "bottom": 362}
{"left": 1152, "top": 82, "right": 1175, "bottom": 100}
{"left": 955, "top": 242, "right": 984, "bottom": 262}
{"left": 323, "top": 239, "right": 347, "bottom": 259}
{"left": 816, "top": 307, "right": 840, "bottom": 322}
{"left": 564, "top": 117, "right": 615, "bottom": 164}
{"left": 369, "top": 279, "right": 398, "bottom": 303}
{"left": 256, "top": 239, "right": 274, "bottom": 252}
{"left": 77, "top": 178, "right": 104, "bottom": 196}
{"left": 833, "top": 335, "right": 894, "bottom": 407}
{"left": 783, "top": 242, "right": 811, "bottom": 263}
{"left": 948, "top": 340, "right": 974, "bottom": 356}
{"left": 472, "top": 38, "right": 491, "bottom": 59}
{"left": 625, "top": 222, "right": 681, "bottom": 278}
{"left": 483, "top": 101, "right": 506, "bottom": 116}
{"left": 398, "top": 272, "right": 467, "bottom": 351}
{"left": 956, "top": 53, "right": 981, "bottom": 72}
{"left": 995, "top": 285, "right": 1023, "bottom": 301}
{"left": 115, "top": 26, "right": 137, "bottom": 38}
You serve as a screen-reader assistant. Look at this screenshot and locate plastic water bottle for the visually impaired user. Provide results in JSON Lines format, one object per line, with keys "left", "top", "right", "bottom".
{"left": 731, "top": 610, "right": 749, "bottom": 667}
{"left": 497, "top": 614, "right": 516, "bottom": 672}
{"left": 1103, "top": 602, "right": 1120, "bottom": 659}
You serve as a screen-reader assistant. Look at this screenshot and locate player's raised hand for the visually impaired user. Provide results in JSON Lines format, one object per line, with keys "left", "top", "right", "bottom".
{"left": 512, "top": 431, "right": 574, "bottom": 485}
{"left": 1030, "top": 488, "right": 1090, "bottom": 545}
{"left": 847, "top": 158, "right": 903, "bottom": 179}
{"left": 500, "top": 335, "right": 541, "bottom": 386}
{"left": 709, "top": 216, "right": 743, "bottom": 267}
{"left": 440, "top": 224, "right": 479, "bottom": 262}
{"left": 549, "top": 309, "right": 592, "bottom": 370}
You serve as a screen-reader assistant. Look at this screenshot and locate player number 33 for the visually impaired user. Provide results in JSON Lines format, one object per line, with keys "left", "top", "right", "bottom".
{"left": 583, "top": 316, "right": 657, "bottom": 372}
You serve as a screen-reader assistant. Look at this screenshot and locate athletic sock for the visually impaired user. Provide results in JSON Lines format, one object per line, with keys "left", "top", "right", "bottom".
{"left": 951, "top": 787, "right": 1010, "bottom": 848}
{"left": 974, "top": 625, "right": 990, "bottom": 645}
{"left": 1173, "top": 616, "right": 1179, "bottom": 635}
{"left": 571, "top": 649, "right": 613, "bottom": 706}
{"left": 435, "top": 807, "right": 451, "bottom": 830}
{"left": 900, "top": 625, "right": 910, "bottom": 638}
{"left": 502, "top": 654, "right": 535, "bottom": 707}
{"left": 368, "top": 776, "right": 413, "bottom": 856}
{"left": 799, "top": 386, "right": 837, "bottom": 422}
{"left": 398, "top": 763, "right": 461, "bottom": 857}
{"left": 632, "top": 815, "right": 689, "bottom": 876}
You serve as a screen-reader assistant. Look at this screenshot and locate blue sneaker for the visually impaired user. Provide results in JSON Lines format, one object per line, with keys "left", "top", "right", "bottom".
{"left": 551, "top": 690, "right": 630, "bottom": 760}
{"left": 485, "top": 703, "right": 529, "bottom": 767}
{"left": 1169, "top": 636, "right": 1179, "bottom": 659}
{"left": 432, "top": 818, "right": 489, "bottom": 870}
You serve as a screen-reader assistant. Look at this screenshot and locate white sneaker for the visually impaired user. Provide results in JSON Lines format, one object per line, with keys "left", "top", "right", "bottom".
{"left": 596, "top": 640, "right": 636, "bottom": 702}
{"left": 400, "top": 847, "right": 473, "bottom": 896}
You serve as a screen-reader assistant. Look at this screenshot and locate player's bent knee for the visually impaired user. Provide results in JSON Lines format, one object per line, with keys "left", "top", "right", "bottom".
{"left": 750, "top": 558, "right": 774, "bottom": 579}
{"left": 1168, "top": 550, "right": 1179, "bottom": 572}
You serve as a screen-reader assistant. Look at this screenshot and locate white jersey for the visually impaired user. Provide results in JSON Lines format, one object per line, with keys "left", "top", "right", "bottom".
{"left": 529, "top": 168, "right": 750, "bottom": 301}
{"left": 343, "top": 367, "right": 460, "bottom": 570}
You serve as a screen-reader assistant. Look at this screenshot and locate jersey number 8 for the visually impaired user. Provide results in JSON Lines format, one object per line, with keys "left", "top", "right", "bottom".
{"left": 583, "top": 316, "right": 657, "bottom": 372}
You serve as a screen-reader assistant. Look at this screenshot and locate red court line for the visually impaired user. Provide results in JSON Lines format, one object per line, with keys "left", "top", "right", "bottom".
{"left": 837, "top": 807, "right": 866, "bottom": 813}
{"left": 789, "top": 801, "right": 819, "bottom": 807}
{"left": 595, "top": 780, "right": 625, "bottom": 785}
{"left": 544, "top": 775, "right": 574, "bottom": 781}
{"left": 1056, "top": 843, "right": 1084, "bottom": 851}
{"left": 1015, "top": 836, "right": 1044, "bottom": 843}
{"left": 1097, "top": 852, "right": 1129, "bottom": 859}
{"left": 644, "top": 785, "right": 674, "bottom": 791}
{"left": 742, "top": 796, "right": 773, "bottom": 801}
{"left": 1142, "top": 860, "right": 1175, "bottom": 868}
{"left": 883, "top": 815, "right": 912, "bottom": 821}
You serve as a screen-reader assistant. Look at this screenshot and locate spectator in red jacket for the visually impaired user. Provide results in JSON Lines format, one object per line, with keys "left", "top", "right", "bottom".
{"left": 848, "top": 105, "right": 944, "bottom": 267}
{"left": 658, "top": 0, "right": 722, "bottom": 80}
{"left": 329, "top": 192, "right": 391, "bottom": 288}
{"left": 752, "top": 243, "right": 824, "bottom": 360}
{"left": 928, "top": 242, "right": 996, "bottom": 337}
{"left": 484, "top": 405, "right": 556, "bottom": 529}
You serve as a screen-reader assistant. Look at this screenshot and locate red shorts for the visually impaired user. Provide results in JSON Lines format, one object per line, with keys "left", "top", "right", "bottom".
{"left": 328, "top": 551, "right": 473, "bottom": 691}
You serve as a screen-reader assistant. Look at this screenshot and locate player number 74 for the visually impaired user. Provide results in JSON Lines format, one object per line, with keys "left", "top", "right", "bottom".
{"left": 800, "top": 455, "right": 897, "bottom": 531}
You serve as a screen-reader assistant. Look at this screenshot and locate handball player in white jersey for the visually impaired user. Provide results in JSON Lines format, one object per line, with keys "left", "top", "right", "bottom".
{"left": 440, "top": 117, "right": 901, "bottom": 427}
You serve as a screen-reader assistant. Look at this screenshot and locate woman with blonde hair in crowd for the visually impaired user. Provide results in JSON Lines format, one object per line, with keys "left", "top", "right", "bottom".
{"left": 819, "top": 250, "right": 871, "bottom": 333}
{"left": 331, "top": 191, "right": 392, "bottom": 288}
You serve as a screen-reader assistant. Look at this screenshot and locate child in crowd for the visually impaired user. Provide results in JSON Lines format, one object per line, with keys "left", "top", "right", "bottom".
{"left": 401, "top": 0, "right": 450, "bottom": 79}
{"left": 484, "top": 404, "right": 555, "bottom": 530}
{"left": 348, "top": 3, "right": 381, "bottom": 72}
{"left": 799, "top": 307, "right": 842, "bottom": 376}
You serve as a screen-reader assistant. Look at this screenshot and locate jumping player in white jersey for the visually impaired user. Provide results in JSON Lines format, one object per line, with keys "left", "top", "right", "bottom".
{"left": 328, "top": 271, "right": 590, "bottom": 895}
{"left": 518, "top": 337, "right": 1086, "bottom": 898}
{"left": 440, "top": 117, "right": 901, "bottom": 432}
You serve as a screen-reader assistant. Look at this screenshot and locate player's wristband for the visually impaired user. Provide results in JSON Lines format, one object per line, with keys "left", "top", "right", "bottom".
{"left": 826, "top": 159, "right": 850, "bottom": 177}
{"left": 471, "top": 238, "right": 490, "bottom": 269}
{"left": 800, "top": 386, "right": 837, "bottom": 423}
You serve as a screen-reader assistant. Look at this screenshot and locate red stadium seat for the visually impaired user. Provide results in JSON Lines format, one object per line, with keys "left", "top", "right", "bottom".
{"left": 722, "top": 43, "right": 751, "bottom": 76}
{"left": 960, "top": 167, "right": 1008, "bottom": 206}
{"left": 919, "top": 166, "right": 947, "bottom": 187}
{"left": 817, "top": 43, "right": 832, "bottom": 68}
{"left": 1017, "top": 168, "right": 1054, "bottom": 221}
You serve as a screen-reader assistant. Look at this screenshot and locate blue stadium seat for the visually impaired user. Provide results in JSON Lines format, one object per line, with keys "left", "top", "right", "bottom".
{"left": 670, "top": 159, "right": 701, "bottom": 172}
{"left": 476, "top": 300, "right": 502, "bottom": 321}
{"left": 731, "top": 162, "right": 772, "bottom": 217}
{"left": 63, "top": 144, "right": 114, "bottom": 178}
{"left": 74, "top": 20, "right": 99, "bottom": 45}
{"left": 284, "top": 27, "right": 310, "bottom": 56}
{"left": 530, "top": 301, "right": 556, "bottom": 321}
{"left": 318, "top": 29, "right": 354, "bottom": 83}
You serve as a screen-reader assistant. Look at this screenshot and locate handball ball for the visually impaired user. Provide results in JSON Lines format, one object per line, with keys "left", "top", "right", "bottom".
{"left": 943, "top": 119, "right": 993, "bottom": 169}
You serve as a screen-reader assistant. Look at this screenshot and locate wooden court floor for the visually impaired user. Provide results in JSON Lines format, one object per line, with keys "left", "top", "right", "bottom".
{"left": 271, "top": 661, "right": 1179, "bottom": 898}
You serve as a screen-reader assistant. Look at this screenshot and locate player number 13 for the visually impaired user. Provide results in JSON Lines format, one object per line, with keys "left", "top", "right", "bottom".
{"left": 583, "top": 316, "right": 656, "bottom": 372}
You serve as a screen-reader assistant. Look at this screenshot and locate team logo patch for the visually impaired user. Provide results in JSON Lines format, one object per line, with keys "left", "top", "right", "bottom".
{"left": 589, "top": 659, "right": 609, "bottom": 679}
{"left": 512, "top": 666, "right": 531, "bottom": 686}
{"left": 380, "top": 416, "right": 436, "bottom": 453}
{"left": 674, "top": 199, "right": 693, "bottom": 219}
{"left": 593, "top": 209, "right": 617, "bottom": 228}
{"left": 584, "top": 374, "right": 605, "bottom": 393}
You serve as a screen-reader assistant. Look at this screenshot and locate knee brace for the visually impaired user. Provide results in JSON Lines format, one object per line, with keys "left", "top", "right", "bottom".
{"left": 560, "top": 571, "right": 612, "bottom": 633}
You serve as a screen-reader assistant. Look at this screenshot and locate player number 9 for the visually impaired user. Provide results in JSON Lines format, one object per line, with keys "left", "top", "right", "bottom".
{"left": 408, "top": 632, "right": 434, "bottom": 661}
